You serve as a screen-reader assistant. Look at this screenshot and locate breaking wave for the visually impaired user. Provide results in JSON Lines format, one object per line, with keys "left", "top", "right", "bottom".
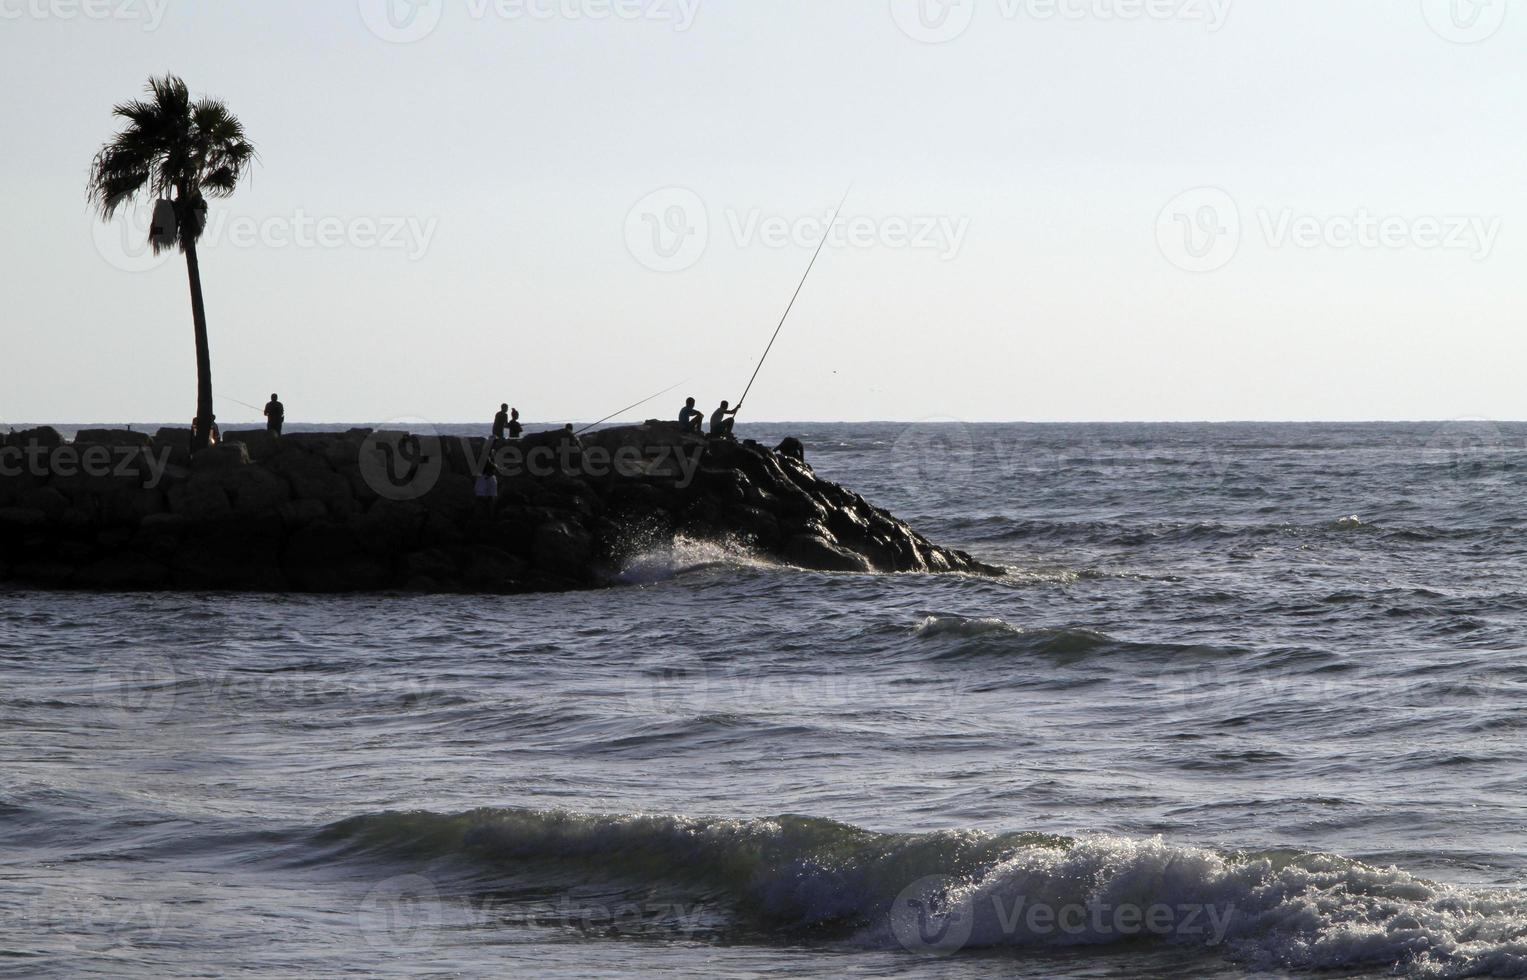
{"left": 611, "top": 535, "right": 780, "bottom": 586}
{"left": 316, "top": 807, "right": 1527, "bottom": 976}
{"left": 910, "top": 615, "right": 1242, "bottom": 661}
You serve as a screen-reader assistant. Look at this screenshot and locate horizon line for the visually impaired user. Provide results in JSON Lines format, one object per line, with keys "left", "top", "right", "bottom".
{"left": 9, "top": 419, "right": 1526, "bottom": 429}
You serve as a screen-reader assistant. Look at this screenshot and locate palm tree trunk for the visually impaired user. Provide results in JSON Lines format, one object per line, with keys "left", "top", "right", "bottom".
{"left": 184, "top": 238, "right": 214, "bottom": 454}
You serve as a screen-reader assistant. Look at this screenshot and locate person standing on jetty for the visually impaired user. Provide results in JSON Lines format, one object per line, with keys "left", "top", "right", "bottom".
{"left": 679, "top": 397, "right": 704, "bottom": 433}
{"left": 473, "top": 458, "right": 498, "bottom": 517}
{"left": 264, "top": 394, "right": 284, "bottom": 437}
{"left": 508, "top": 408, "right": 523, "bottom": 439}
{"left": 711, "top": 400, "right": 739, "bottom": 439}
{"left": 192, "top": 415, "right": 220, "bottom": 448}
{"left": 493, "top": 404, "right": 511, "bottom": 442}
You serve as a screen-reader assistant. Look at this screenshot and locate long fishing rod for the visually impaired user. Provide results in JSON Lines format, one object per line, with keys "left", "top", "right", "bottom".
{"left": 215, "top": 393, "right": 267, "bottom": 414}
{"left": 575, "top": 379, "right": 689, "bottom": 435}
{"left": 737, "top": 187, "right": 852, "bottom": 410}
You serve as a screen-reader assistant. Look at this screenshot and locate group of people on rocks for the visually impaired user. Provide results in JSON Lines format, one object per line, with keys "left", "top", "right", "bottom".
{"left": 490, "top": 397, "right": 740, "bottom": 444}
{"left": 189, "top": 394, "right": 282, "bottom": 449}
{"left": 679, "top": 398, "right": 739, "bottom": 438}
{"left": 195, "top": 390, "right": 739, "bottom": 461}
{"left": 195, "top": 392, "right": 741, "bottom": 517}
{"left": 468, "top": 396, "right": 743, "bottom": 516}
{"left": 491, "top": 405, "right": 522, "bottom": 442}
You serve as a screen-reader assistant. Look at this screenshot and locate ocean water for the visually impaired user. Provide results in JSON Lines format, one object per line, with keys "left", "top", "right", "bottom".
{"left": 2, "top": 421, "right": 1525, "bottom": 978}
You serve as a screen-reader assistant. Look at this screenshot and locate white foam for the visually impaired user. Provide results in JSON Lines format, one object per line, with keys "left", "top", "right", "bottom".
{"left": 863, "top": 834, "right": 1527, "bottom": 975}
{"left": 345, "top": 809, "right": 1527, "bottom": 974}
{"left": 913, "top": 615, "right": 1022, "bottom": 639}
{"left": 614, "top": 535, "right": 779, "bottom": 586}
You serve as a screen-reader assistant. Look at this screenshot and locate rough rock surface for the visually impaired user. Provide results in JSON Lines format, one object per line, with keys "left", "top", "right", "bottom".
{"left": 0, "top": 422, "right": 1000, "bottom": 594}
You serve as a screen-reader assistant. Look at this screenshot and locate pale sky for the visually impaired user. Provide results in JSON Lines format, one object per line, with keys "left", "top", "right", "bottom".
{"left": 3, "top": 0, "right": 1524, "bottom": 426}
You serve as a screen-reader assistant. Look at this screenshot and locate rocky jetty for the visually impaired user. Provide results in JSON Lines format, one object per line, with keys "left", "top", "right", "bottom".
{"left": 0, "top": 423, "right": 999, "bottom": 594}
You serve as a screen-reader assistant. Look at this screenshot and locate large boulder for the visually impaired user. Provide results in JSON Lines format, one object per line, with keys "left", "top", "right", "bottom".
{"left": 223, "top": 429, "right": 278, "bottom": 461}
{"left": 532, "top": 521, "right": 592, "bottom": 579}
{"left": 775, "top": 437, "right": 806, "bottom": 464}
{"left": 74, "top": 429, "right": 151, "bottom": 448}
{"left": 190, "top": 443, "right": 250, "bottom": 472}
{"left": 170, "top": 517, "right": 286, "bottom": 590}
{"left": 76, "top": 554, "right": 169, "bottom": 590}
{"left": 353, "top": 500, "right": 426, "bottom": 557}
{"left": 459, "top": 546, "right": 529, "bottom": 592}
{"left": 267, "top": 447, "right": 357, "bottom": 518}
{"left": 285, "top": 522, "right": 391, "bottom": 592}
{"left": 221, "top": 466, "right": 291, "bottom": 515}
{"left": 785, "top": 533, "right": 874, "bottom": 574}
{"left": 151, "top": 428, "right": 193, "bottom": 469}
{"left": 153, "top": 427, "right": 191, "bottom": 447}
{"left": 14, "top": 427, "right": 63, "bottom": 450}
{"left": 16, "top": 487, "right": 67, "bottom": 522}
{"left": 167, "top": 479, "right": 232, "bottom": 522}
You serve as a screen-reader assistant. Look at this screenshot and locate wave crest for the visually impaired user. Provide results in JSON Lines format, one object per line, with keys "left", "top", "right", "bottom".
{"left": 316, "top": 807, "right": 1527, "bottom": 975}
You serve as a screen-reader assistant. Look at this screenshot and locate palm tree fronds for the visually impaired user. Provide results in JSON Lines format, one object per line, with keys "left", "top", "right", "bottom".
{"left": 86, "top": 73, "right": 257, "bottom": 251}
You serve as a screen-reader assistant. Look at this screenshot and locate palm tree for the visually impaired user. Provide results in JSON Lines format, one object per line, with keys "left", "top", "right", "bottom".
{"left": 87, "top": 74, "right": 257, "bottom": 453}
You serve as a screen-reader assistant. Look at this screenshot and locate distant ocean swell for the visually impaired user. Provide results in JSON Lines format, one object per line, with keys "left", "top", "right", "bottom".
{"left": 318, "top": 807, "right": 1527, "bottom": 976}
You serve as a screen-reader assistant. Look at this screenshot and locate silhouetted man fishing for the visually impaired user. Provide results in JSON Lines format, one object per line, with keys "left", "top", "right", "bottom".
{"left": 679, "top": 397, "right": 703, "bottom": 433}
{"left": 264, "top": 394, "right": 284, "bottom": 436}
{"left": 711, "top": 400, "right": 738, "bottom": 439}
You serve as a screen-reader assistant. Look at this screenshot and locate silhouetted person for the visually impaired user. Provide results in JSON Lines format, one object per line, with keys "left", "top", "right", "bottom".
{"left": 679, "top": 397, "right": 704, "bottom": 433}
{"left": 508, "top": 408, "right": 523, "bottom": 439}
{"left": 710, "top": 400, "right": 738, "bottom": 438}
{"left": 493, "top": 403, "right": 511, "bottom": 441}
{"left": 192, "top": 415, "right": 220, "bottom": 447}
{"left": 474, "top": 458, "right": 499, "bottom": 517}
{"left": 558, "top": 423, "right": 584, "bottom": 473}
{"left": 264, "top": 393, "right": 284, "bottom": 436}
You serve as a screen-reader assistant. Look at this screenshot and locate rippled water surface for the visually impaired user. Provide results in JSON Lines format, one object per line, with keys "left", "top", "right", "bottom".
{"left": 2, "top": 422, "right": 1524, "bottom": 977}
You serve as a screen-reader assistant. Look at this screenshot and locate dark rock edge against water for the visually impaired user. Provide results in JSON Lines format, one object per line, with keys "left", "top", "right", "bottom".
{"left": 0, "top": 423, "right": 1001, "bottom": 594}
